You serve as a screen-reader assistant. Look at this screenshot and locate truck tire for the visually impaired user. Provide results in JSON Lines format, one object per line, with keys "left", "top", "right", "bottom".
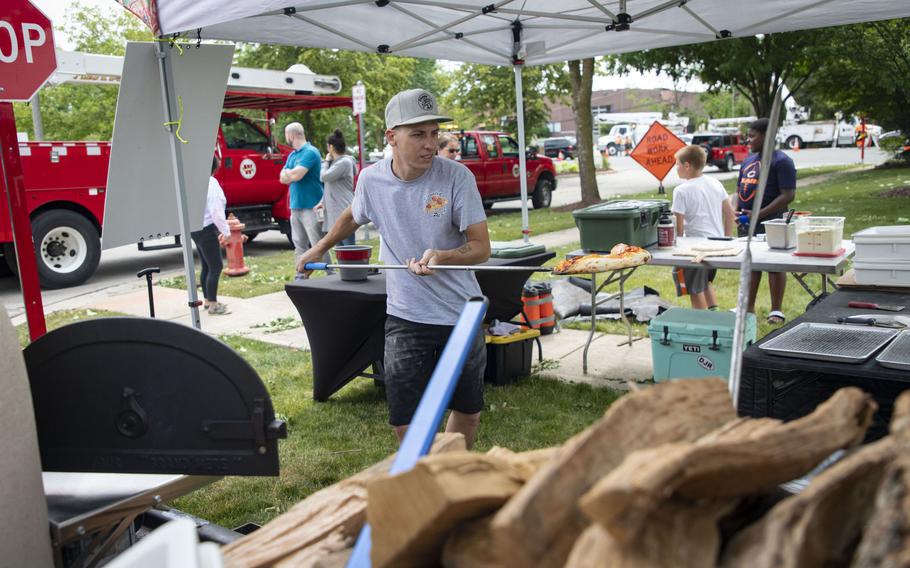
{"left": 786, "top": 136, "right": 803, "bottom": 150}
{"left": 243, "top": 231, "right": 261, "bottom": 243}
{"left": 607, "top": 144, "right": 618, "bottom": 156}
{"left": 722, "top": 154, "right": 735, "bottom": 172}
{"left": 531, "top": 177, "right": 553, "bottom": 209}
{"left": 31, "top": 210, "right": 101, "bottom": 289}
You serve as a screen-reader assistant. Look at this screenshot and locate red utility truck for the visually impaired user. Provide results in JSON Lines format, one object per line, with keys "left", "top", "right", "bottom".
{"left": 458, "top": 130, "right": 558, "bottom": 209}
{"left": 1, "top": 49, "right": 354, "bottom": 288}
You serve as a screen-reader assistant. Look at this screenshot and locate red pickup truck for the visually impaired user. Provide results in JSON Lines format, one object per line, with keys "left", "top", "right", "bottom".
{"left": 1, "top": 91, "right": 353, "bottom": 288}
{"left": 458, "top": 130, "right": 558, "bottom": 209}
{"left": 691, "top": 132, "right": 750, "bottom": 172}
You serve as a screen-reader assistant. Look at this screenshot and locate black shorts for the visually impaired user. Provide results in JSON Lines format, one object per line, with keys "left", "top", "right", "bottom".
{"left": 674, "top": 267, "right": 717, "bottom": 296}
{"left": 383, "top": 315, "right": 486, "bottom": 427}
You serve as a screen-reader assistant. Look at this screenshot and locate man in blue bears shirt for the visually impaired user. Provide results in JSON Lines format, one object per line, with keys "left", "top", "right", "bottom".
{"left": 280, "top": 122, "right": 330, "bottom": 276}
{"left": 736, "top": 117, "right": 797, "bottom": 325}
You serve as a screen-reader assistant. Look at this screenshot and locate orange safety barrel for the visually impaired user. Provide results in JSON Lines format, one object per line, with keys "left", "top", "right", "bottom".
{"left": 519, "top": 284, "right": 540, "bottom": 330}
{"left": 534, "top": 282, "right": 556, "bottom": 335}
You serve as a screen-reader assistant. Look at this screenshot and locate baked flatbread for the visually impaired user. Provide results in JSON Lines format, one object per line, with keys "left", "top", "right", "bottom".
{"left": 553, "top": 244, "right": 651, "bottom": 274}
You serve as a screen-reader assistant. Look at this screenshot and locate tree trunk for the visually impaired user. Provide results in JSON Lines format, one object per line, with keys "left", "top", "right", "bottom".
{"left": 569, "top": 59, "right": 600, "bottom": 205}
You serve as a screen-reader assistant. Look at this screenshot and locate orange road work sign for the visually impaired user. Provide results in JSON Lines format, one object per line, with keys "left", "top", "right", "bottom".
{"left": 629, "top": 122, "right": 687, "bottom": 181}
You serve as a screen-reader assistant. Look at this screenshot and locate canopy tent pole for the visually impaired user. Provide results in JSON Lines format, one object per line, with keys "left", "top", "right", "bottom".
{"left": 511, "top": 19, "right": 530, "bottom": 244}
{"left": 729, "top": 85, "right": 784, "bottom": 407}
{"left": 155, "top": 40, "right": 202, "bottom": 330}
{"left": 514, "top": 63, "right": 530, "bottom": 243}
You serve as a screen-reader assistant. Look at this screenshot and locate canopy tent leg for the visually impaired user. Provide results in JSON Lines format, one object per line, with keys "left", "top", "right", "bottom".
{"left": 729, "top": 85, "right": 784, "bottom": 408}
{"left": 514, "top": 63, "right": 530, "bottom": 243}
{"left": 156, "top": 41, "right": 202, "bottom": 330}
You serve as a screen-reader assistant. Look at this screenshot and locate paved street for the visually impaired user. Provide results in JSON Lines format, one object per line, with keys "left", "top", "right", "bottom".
{"left": 1, "top": 147, "right": 889, "bottom": 319}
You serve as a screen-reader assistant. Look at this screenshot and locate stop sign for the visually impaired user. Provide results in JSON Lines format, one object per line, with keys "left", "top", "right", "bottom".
{"left": 0, "top": 0, "right": 56, "bottom": 102}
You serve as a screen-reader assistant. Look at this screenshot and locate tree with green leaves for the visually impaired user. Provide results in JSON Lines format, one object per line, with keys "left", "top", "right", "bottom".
{"left": 607, "top": 31, "right": 830, "bottom": 119}
{"left": 799, "top": 19, "right": 910, "bottom": 136}
{"left": 235, "top": 44, "right": 436, "bottom": 153}
{"left": 13, "top": 2, "right": 152, "bottom": 141}
{"left": 442, "top": 62, "right": 568, "bottom": 137}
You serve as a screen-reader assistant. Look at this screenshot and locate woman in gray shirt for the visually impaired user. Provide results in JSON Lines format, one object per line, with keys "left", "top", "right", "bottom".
{"left": 319, "top": 129, "right": 357, "bottom": 245}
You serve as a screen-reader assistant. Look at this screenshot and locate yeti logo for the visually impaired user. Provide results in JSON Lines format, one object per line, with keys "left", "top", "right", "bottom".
{"left": 417, "top": 92, "right": 434, "bottom": 111}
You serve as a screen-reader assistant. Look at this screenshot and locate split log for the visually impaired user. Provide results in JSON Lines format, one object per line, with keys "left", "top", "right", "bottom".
{"left": 851, "top": 390, "right": 910, "bottom": 568}
{"left": 221, "top": 433, "right": 466, "bottom": 568}
{"left": 719, "top": 437, "right": 895, "bottom": 568}
{"left": 367, "top": 447, "right": 556, "bottom": 568}
{"left": 440, "top": 515, "right": 499, "bottom": 568}
{"left": 580, "top": 387, "right": 876, "bottom": 544}
{"left": 565, "top": 498, "right": 738, "bottom": 568}
{"left": 490, "top": 378, "right": 737, "bottom": 568}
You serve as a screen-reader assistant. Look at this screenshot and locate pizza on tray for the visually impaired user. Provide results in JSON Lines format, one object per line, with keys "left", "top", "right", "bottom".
{"left": 553, "top": 243, "right": 652, "bottom": 275}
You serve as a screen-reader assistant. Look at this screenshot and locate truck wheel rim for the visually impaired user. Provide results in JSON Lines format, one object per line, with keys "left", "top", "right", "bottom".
{"left": 41, "top": 226, "right": 88, "bottom": 274}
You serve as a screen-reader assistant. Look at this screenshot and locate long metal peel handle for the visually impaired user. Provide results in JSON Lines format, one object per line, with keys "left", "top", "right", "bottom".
{"left": 345, "top": 297, "right": 489, "bottom": 568}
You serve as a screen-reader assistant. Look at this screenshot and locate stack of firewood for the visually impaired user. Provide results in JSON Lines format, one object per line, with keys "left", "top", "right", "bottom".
{"left": 222, "top": 379, "right": 910, "bottom": 568}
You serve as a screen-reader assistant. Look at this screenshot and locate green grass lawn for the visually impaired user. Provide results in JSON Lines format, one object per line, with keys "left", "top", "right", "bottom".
{"left": 171, "top": 336, "right": 619, "bottom": 528}
{"left": 485, "top": 164, "right": 869, "bottom": 242}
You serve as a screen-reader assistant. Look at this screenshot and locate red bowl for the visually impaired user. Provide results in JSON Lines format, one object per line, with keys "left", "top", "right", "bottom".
{"left": 334, "top": 245, "right": 372, "bottom": 261}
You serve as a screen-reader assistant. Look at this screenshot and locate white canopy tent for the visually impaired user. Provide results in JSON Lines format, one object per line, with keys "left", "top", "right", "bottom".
{"left": 115, "top": 1, "right": 909, "bottom": 565}
{"left": 121, "top": 0, "right": 910, "bottom": 244}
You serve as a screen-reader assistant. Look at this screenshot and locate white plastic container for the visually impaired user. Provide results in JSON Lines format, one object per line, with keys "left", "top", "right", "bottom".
{"left": 795, "top": 216, "right": 845, "bottom": 254}
{"left": 853, "top": 225, "right": 910, "bottom": 262}
{"left": 762, "top": 219, "right": 797, "bottom": 249}
{"left": 854, "top": 259, "right": 910, "bottom": 287}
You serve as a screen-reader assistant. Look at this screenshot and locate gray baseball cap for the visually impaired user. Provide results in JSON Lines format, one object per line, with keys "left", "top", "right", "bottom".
{"left": 385, "top": 88, "right": 452, "bottom": 130}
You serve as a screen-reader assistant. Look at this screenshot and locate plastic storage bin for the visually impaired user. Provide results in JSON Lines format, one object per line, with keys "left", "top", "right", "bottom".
{"left": 490, "top": 241, "right": 547, "bottom": 259}
{"left": 484, "top": 328, "right": 540, "bottom": 385}
{"left": 853, "top": 225, "right": 910, "bottom": 262}
{"left": 648, "top": 308, "right": 756, "bottom": 382}
{"left": 795, "top": 216, "right": 845, "bottom": 255}
{"left": 762, "top": 219, "right": 797, "bottom": 249}
{"left": 853, "top": 260, "right": 910, "bottom": 287}
{"left": 573, "top": 199, "right": 669, "bottom": 252}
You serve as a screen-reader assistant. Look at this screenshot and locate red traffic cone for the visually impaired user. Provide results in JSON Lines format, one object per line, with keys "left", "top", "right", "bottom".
{"left": 224, "top": 214, "right": 250, "bottom": 277}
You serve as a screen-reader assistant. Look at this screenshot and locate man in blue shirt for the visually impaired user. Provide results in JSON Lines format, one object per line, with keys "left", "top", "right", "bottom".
{"left": 280, "top": 122, "right": 330, "bottom": 275}
{"left": 737, "top": 118, "right": 797, "bottom": 325}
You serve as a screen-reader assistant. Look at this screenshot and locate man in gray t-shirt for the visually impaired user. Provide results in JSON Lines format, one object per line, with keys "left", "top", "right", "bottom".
{"left": 297, "top": 89, "right": 491, "bottom": 448}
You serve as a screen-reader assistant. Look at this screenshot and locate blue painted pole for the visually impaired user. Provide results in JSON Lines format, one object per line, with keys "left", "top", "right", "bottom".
{"left": 345, "top": 296, "right": 488, "bottom": 568}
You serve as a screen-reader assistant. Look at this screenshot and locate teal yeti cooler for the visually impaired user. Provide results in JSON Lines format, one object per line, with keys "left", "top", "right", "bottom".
{"left": 648, "top": 308, "right": 757, "bottom": 382}
{"left": 572, "top": 199, "right": 669, "bottom": 252}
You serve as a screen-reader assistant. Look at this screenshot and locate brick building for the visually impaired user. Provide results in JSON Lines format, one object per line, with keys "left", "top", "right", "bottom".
{"left": 546, "top": 88, "right": 704, "bottom": 137}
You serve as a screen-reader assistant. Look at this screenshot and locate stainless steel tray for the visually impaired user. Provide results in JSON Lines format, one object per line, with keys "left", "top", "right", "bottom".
{"left": 759, "top": 323, "right": 899, "bottom": 363}
{"left": 876, "top": 330, "right": 910, "bottom": 371}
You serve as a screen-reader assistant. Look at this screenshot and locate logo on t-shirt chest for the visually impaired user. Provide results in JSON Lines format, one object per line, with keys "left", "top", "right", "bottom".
{"left": 425, "top": 192, "right": 449, "bottom": 217}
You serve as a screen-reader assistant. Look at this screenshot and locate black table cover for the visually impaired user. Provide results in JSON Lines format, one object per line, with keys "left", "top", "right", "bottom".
{"left": 286, "top": 251, "right": 555, "bottom": 401}
{"left": 738, "top": 288, "right": 910, "bottom": 441}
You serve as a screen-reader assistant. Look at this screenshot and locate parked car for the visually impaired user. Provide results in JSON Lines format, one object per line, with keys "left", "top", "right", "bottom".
{"left": 691, "top": 132, "right": 750, "bottom": 171}
{"left": 541, "top": 137, "right": 577, "bottom": 159}
{"left": 458, "top": 131, "right": 558, "bottom": 209}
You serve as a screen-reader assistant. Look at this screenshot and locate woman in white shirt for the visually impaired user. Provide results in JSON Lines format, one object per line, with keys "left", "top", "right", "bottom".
{"left": 191, "top": 156, "right": 231, "bottom": 315}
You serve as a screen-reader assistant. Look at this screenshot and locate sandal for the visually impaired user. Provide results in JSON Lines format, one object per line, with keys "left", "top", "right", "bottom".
{"left": 208, "top": 302, "right": 230, "bottom": 315}
{"left": 767, "top": 310, "right": 786, "bottom": 325}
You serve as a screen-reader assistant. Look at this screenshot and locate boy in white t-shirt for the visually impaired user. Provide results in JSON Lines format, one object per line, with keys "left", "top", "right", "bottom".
{"left": 671, "top": 145, "right": 735, "bottom": 310}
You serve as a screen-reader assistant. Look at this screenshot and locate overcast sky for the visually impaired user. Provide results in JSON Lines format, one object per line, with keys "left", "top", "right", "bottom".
{"left": 33, "top": 0, "right": 706, "bottom": 93}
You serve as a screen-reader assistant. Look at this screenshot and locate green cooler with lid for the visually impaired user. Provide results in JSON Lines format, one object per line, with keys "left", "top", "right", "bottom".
{"left": 573, "top": 199, "right": 669, "bottom": 252}
{"left": 648, "top": 308, "right": 756, "bottom": 382}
